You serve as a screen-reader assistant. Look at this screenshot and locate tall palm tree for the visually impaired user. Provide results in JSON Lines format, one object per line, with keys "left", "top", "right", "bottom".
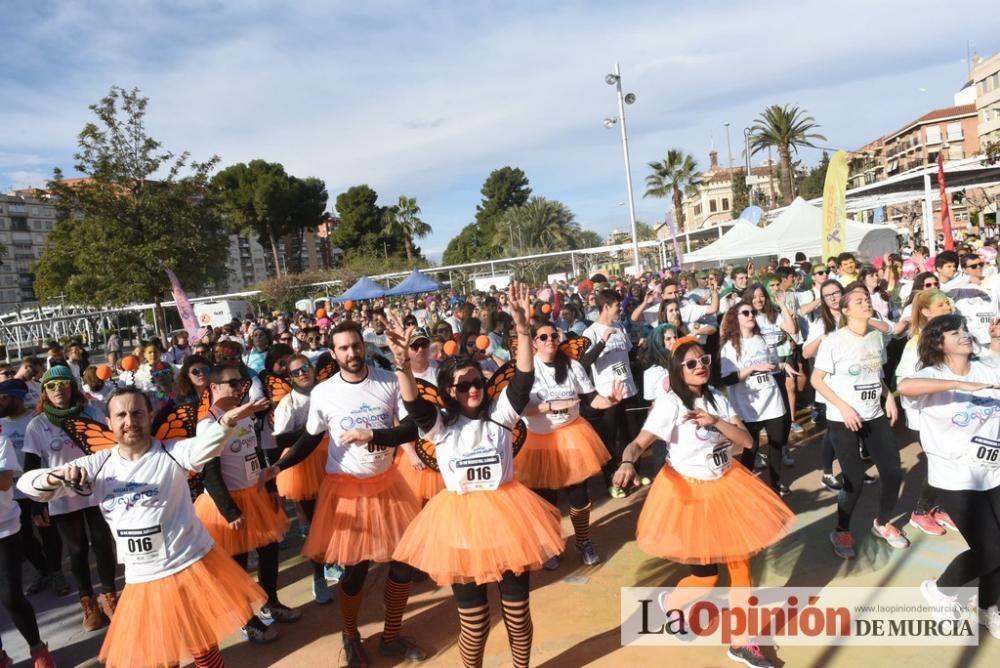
{"left": 643, "top": 150, "right": 702, "bottom": 234}
{"left": 493, "top": 198, "right": 580, "bottom": 253}
{"left": 383, "top": 195, "right": 432, "bottom": 260}
{"left": 749, "top": 104, "right": 826, "bottom": 206}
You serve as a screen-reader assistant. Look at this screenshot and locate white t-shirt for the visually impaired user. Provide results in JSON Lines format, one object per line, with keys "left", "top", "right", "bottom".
{"left": 302, "top": 348, "right": 332, "bottom": 365}
{"left": 582, "top": 322, "right": 637, "bottom": 399}
{"left": 0, "top": 436, "right": 22, "bottom": 540}
{"left": 814, "top": 327, "right": 887, "bottom": 422}
{"left": 755, "top": 312, "right": 791, "bottom": 357}
{"left": 720, "top": 336, "right": 786, "bottom": 423}
{"left": 641, "top": 389, "right": 736, "bottom": 481}
{"left": 895, "top": 336, "right": 921, "bottom": 425}
{"left": 272, "top": 389, "right": 310, "bottom": 436}
{"left": 22, "top": 408, "right": 104, "bottom": 516}
{"left": 0, "top": 413, "right": 33, "bottom": 500}
{"left": 248, "top": 375, "right": 276, "bottom": 452}
{"left": 525, "top": 357, "right": 594, "bottom": 434}
{"left": 412, "top": 361, "right": 440, "bottom": 385}
{"left": 197, "top": 416, "right": 262, "bottom": 492}
{"left": 306, "top": 367, "right": 400, "bottom": 478}
{"left": 909, "top": 359, "right": 1000, "bottom": 491}
{"left": 947, "top": 284, "right": 998, "bottom": 347}
{"left": 420, "top": 388, "right": 521, "bottom": 494}
{"left": 643, "top": 365, "right": 670, "bottom": 403}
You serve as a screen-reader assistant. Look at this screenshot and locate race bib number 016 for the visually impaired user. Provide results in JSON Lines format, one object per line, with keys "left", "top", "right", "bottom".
{"left": 116, "top": 526, "right": 166, "bottom": 567}
{"left": 455, "top": 454, "right": 502, "bottom": 493}
{"left": 971, "top": 436, "right": 1000, "bottom": 469}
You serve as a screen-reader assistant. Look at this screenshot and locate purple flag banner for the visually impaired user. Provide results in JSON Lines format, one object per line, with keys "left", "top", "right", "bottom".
{"left": 166, "top": 269, "right": 200, "bottom": 340}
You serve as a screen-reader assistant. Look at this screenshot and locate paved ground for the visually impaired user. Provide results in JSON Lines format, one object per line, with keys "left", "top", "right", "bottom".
{"left": 4, "top": 420, "right": 1000, "bottom": 667}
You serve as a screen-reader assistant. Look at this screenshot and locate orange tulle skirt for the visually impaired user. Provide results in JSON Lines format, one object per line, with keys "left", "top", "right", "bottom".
{"left": 636, "top": 461, "right": 795, "bottom": 565}
{"left": 194, "top": 486, "right": 289, "bottom": 556}
{"left": 514, "top": 418, "right": 611, "bottom": 489}
{"left": 393, "top": 481, "right": 565, "bottom": 586}
{"left": 302, "top": 468, "right": 421, "bottom": 566}
{"left": 277, "top": 436, "right": 330, "bottom": 501}
{"left": 99, "top": 546, "right": 265, "bottom": 668}
{"left": 395, "top": 448, "right": 445, "bottom": 502}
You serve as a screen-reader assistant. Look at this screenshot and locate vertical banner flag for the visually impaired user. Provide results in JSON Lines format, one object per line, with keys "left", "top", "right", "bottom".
{"left": 821, "top": 150, "right": 848, "bottom": 260}
{"left": 937, "top": 152, "right": 954, "bottom": 250}
{"left": 665, "top": 212, "right": 684, "bottom": 268}
{"left": 166, "top": 269, "right": 201, "bottom": 340}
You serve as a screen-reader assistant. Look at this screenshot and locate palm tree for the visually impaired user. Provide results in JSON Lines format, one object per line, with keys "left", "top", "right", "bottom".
{"left": 749, "top": 104, "right": 826, "bottom": 206}
{"left": 643, "top": 150, "right": 702, "bottom": 234}
{"left": 493, "top": 198, "right": 580, "bottom": 253}
{"left": 383, "top": 195, "right": 432, "bottom": 260}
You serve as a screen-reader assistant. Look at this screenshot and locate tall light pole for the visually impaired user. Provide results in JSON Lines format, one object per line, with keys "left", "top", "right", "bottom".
{"left": 743, "top": 127, "right": 754, "bottom": 206}
{"left": 603, "top": 63, "right": 640, "bottom": 275}
{"left": 724, "top": 122, "right": 734, "bottom": 169}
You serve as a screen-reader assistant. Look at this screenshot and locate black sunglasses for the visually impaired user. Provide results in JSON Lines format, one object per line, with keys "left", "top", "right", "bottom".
{"left": 966, "top": 262, "right": 983, "bottom": 270}
{"left": 813, "top": 269, "right": 827, "bottom": 275}
{"left": 288, "top": 366, "right": 312, "bottom": 378}
{"left": 737, "top": 309, "right": 754, "bottom": 317}
{"left": 453, "top": 378, "right": 486, "bottom": 393}
{"left": 682, "top": 354, "right": 712, "bottom": 370}
{"left": 189, "top": 367, "right": 210, "bottom": 376}
{"left": 410, "top": 340, "right": 430, "bottom": 351}
{"left": 214, "top": 378, "right": 244, "bottom": 389}
{"left": 923, "top": 281, "right": 939, "bottom": 288}
{"left": 535, "top": 332, "right": 560, "bottom": 342}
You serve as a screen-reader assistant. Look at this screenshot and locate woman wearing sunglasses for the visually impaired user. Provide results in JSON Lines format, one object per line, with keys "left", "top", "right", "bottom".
{"left": 614, "top": 337, "right": 793, "bottom": 668}
{"left": 719, "top": 304, "right": 791, "bottom": 496}
{"left": 21, "top": 365, "right": 118, "bottom": 632}
{"left": 812, "top": 285, "right": 905, "bottom": 559}
{"left": 514, "top": 322, "right": 622, "bottom": 569}
{"left": 898, "top": 313, "right": 1000, "bottom": 638}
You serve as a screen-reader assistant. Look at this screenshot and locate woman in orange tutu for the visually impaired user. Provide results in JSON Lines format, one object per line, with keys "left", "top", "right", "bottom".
{"left": 193, "top": 362, "right": 300, "bottom": 634}
{"left": 516, "top": 320, "right": 620, "bottom": 569}
{"left": 18, "top": 387, "right": 271, "bottom": 668}
{"left": 359, "top": 283, "right": 563, "bottom": 668}
{"left": 613, "top": 337, "right": 794, "bottom": 668}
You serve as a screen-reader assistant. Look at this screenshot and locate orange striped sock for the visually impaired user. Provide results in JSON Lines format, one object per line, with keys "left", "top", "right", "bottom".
{"left": 457, "top": 604, "right": 491, "bottom": 668}
{"left": 382, "top": 576, "right": 411, "bottom": 643}
{"left": 193, "top": 646, "right": 224, "bottom": 668}
{"left": 569, "top": 503, "right": 592, "bottom": 545}
{"left": 500, "top": 598, "right": 532, "bottom": 668}
{"left": 340, "top": 589, "right": 363, "bottom": 638}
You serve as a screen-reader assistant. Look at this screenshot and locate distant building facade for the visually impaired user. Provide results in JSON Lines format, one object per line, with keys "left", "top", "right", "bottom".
{"left": 972, "top": 52, "right": 1000, "bottom": 148}
{"left": 681, "top": 150, "right": 784, "bottom": 231}
{"left": 0, "top": 193, "right": 58, "bottom": 314}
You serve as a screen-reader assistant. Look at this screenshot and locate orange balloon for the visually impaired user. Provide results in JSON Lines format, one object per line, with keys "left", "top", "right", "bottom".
{"left": 475, "top": 335, "right": 491, "bottom": 351}
{"left": 121, "top": 355, "right": 140, "bottom": 371}
{"left": 316, "top": 308, "right": 327, "bottom": 319}
{"left": 344, "top": 300, "right": 355, "bottom": 312}
{"left": 96, "top": 364, "right": 113, "bottom": 381}
{"left": 540, "top": 303, "right": 552, "bottom": 315}
{"left": 443, "top": 340, "right": 458, "bottom": 357}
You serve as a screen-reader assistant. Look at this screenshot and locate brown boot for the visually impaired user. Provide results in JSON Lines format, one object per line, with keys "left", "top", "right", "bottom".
{"left": 99, "top": 591, "right": 119, "bottom": 619}
{"left": 80, "top": 595, "right": 107, "bottom": 631}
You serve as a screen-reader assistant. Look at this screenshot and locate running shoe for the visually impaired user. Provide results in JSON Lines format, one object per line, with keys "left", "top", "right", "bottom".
{"left": 789, "top": 422, "right": 804, "bottom": 435}
{"left": 920, "top": 579, "right": 969, "bottom": 624}
{"left": 575, "top": 540, "right": 602, "bottom": 566}
{"left": 343, "top": 632, "right": 369, "bottom": 668}
{"left": 298, "top": 525, "right": 310, "bottom": 539}
{"left": 313, "top": 573, "right": 333, "bottom": 605}
{"left": 979, "top": 605, "right": 1000, "bottom": 640}
{"left": 931, "top": 508, "right": 958, "bottom": 532}
{"left": 908, "top": 511, "right": 945, "bottom": 536}
{"left": 261, "top": 603, "right": 303, "bottom": 623}
{"left": 782, "top": 446, "right": 795, "bottom": 466}
{"left": 608, "top": 485, "right": 628, "bottom": 499}
{"left": 638, "top": 475, "right": 653, "bottom": 486}
{"left": 543, "top": 555, "right": 561, "bottom": 571}
{"left": 378, "top": 636, "right": 427, "bottom": 662}
{"left": 49, "top": 572, "right": 70, "bottom": 596}
{"left": 830, "top": 530, "right": 856, "bottom": 559}
{"left": 770, "top": 482, "right": 790, "bottom": 497}
{"left": 242, "top": 617, "right": 279, "bottom": 644}
{"left": 25, "top": 573, "right": 48, "bottom": 596}
{"left": 871, "top": 521, "right": 910, "bottom": 549}
{"left": 727, "top": 642, "right": 774, "bottom": 667}
{"left": 325, "top": 563, "right": 345, "bottom": 584}
{"left": 821, "top": 473, "right": 843, "bottom": 491}
{"left": 30, "top": 642, "right": 56, "bottom": 668}
{"left": 863, "top": 473, "right": 877, "bottom": 485}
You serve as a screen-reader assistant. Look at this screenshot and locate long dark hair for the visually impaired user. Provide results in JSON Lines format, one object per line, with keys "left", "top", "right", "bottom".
{"left": 667, "top": 339, "right": 718, "bottom": 412}
{"left": 746, "top": 282, "right": 779, "bottom": 323}
{"left": 435, "top": 355, "right": 486, "bottom": 425}
{"left": 263, "top": 343, "right": 294, "bottom": 375}
{"left": 917, "top": 313, "right": 976, "bottom": 370}
{"left": 175, "top": 354, "right": 211, "bottom": 403}
{"left": 719, "top": 304, "right": 759, "bottom": 359}
{"left": 905, "top": 271, "right": 938, "bottom": 307}
{"left": 859, "top": 265, "right": 891, "bottom": 304}
{"left": 531, "top": 322, "right": 569, "bottom": 384}
{"left": 658, "top": 299, "right": 690, "bottom": 337}
{"left": 817, "top": 279, "right": 844, "bottom": 334}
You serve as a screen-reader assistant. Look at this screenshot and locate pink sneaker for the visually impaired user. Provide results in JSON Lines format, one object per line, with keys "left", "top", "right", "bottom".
{"left": 872, "top": 521, "right": 910, "bottom": 549}
{"left": 908, "top": 511, "right": 945, "bottom": 536}
{"left": 931, "top": 508, "right": 958, "bottom": 532}
{"left": 830, "top": 530, "right": 856, "bottom": 559}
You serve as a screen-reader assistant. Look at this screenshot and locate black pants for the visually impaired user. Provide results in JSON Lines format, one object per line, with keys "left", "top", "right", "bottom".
{"left": 828, "top": 416, "right": 902, "bottom": 529}
{"left": 935, "top": 486, "right": 1000, "bottom": 608}
{"left": 453, "top": 570, "right": 530, "bottom": 607}
{"left": 742, "top": 415, "right": 786, "bottom": 488}
{"left": 235, "top": 541, "right": 280, "bottom": 606}
{"left": 340, "top": 560, "right": 413, "bottom": 597}
{"left": 17, "top": 499, "right": 62, "bottom": 575}
{"left": 0, "top": 532, "right": 41, "bottom": 650}
{"left": 534, "top": 484, "right": 588, "bottom": 510}
{"left": 585, "top": 401, "right": 641, "bottom": 483}
{"left": 52, "top": 506, "right": 117, "bottom": 598}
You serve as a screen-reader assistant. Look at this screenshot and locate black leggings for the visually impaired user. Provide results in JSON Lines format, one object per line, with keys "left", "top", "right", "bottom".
{"left": 52, "top": 506, "right": 117, "bottom": 598}
{"left": 585, "top": 402, "right": 642, "bottom": 482}
{"left": 340, "top": 560, "right": 413, "bottom": 597}
{"left": 828, "top": 416, "right": 902, "bottom": 529}
{"left": 741, "top": 415, "right": 786, "bottom": 488}
{"left": 17, "top": 499, "right": 62, "bottom": 575}
{"left": 936, "top": 486, "right": 1000, "bottom": 608}
{"left": 453, "top": 570, "right": 530, "bottom": 607}
{"left": 534, "top": 484, "right": 588, "bottom": 510}
{"left": 235, "top": 541, "right": 280, "bottom": 606}
{"left": 0, "top": 532, "right": 41, "bottom": 650}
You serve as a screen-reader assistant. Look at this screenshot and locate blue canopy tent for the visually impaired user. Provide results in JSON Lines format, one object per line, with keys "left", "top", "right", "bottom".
{"left": 384, "top": 270, "right": 445, "bottom": 296}
{"left": 330, "top": 276, "right": 388, "bottom": 303}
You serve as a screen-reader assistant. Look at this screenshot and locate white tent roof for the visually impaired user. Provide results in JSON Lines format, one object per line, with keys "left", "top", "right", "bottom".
{"left": 685, "top": 220, "right": 763, "bottom": 264}
{"left": 731, "top": 197, "right": 899, "bottom": 262}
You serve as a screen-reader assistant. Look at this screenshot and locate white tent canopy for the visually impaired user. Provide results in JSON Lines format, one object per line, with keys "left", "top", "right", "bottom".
{"left": 709, "top": 197, "right": 899, "bottom": 263}
{"left": 685, "top": 220, "right": 763, "bottom": 264}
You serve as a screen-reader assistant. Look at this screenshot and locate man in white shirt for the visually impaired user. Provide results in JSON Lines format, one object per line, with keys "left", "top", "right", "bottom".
{"left": 936, "top": 250, "right": 967, "bottom": 292}
{"left": 948, "top": 253, "right": 999, "bottom": 347}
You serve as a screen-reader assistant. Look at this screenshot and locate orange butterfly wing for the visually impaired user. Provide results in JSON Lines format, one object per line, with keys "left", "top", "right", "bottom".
{"left": 511, "top": 419, "right": 527, "bottom": 459}
{"left": 415, "top": 379, "right": 445, "bottom": 408}
{"left": 414, "top": 438, "right": 440, "bottom": 472}
{"left": 315, "top": 353, "right": 338, "bottom": 383}
{"left": 558, "top": 336, "right": 591, "bottom": 361}
{"left": 239, "top": 379, "right": 252, "bottom": 403}
{"left": 485, "top": 362, "right": 516, "bottom": 402}
{"left": 197, "top": 388, "right": 211, "bottom": 421}
{"left": 61, "top": 417, "right": 117, "bottom": 455}
{"left": 152, "top": 403, "right": 197, "bottom": 442}
{"left": 262, "top": 372, "right": 291, "bottom": 406}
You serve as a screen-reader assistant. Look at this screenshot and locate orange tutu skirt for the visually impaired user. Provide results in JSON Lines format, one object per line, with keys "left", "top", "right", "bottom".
{"left": 303, "top": 468, "right": 421, "bottom": 566}
{"left": 514, "top": 418, "right": 611, "bottom": 489}
{"left": 277, "top": 436, "right": 330, "bottom": 501}
{"left": 636, "top": 462, "right": 795, "bottom": 565}
{"left": 395, "top": 448, "right": 445, "bottom": 502}
{"left": 100, "top": 546, "right": 265, "bottom": 668}
{"left": 393, "top": 481, "right": 565, "bottom": 586}
{"left": 194, "top": 486, "right": 289, "bottom": 556}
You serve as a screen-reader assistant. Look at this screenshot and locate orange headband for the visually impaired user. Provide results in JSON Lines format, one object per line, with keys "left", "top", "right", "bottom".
{"left": 671, "top": 335, "right": 699, "bottom": 355}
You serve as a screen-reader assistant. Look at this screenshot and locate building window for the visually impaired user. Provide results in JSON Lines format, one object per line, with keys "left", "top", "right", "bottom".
{"left": 11, "top": 217, "right": 28, "bottom": 232}
{"left": 948, "top": 144, "right": 965, "bottom": 160}
{"left": 925, "top": 126, "right": 941, "bottom": 143}
{"left": 694, "top": 204, "right": 702, "bottom": 216}
{"left": 946, "top": 122, "right": 963, "bottom": 141}
{"left": 709, "top": 200, "right": 717, "bottom": 213}
{"left": 722, "top": 198, "right": 730, "bottom": 211}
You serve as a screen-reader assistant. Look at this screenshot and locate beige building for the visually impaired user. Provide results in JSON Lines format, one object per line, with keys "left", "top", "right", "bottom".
{"left": 0, "top": 194, "right": 59, "bottom": 314}
{"left": 681, "top": 150, "right": 782, "bottom": 231}
{"left": 972, "top": 51, "right": 1000, "bottom": 148}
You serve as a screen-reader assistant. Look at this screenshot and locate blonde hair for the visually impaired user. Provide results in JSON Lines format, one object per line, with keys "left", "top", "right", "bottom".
{"left": 912, "top": 289, "right": 953, "bottom": 337}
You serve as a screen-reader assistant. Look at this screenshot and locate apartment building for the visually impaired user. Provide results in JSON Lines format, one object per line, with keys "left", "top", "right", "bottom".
{"left": 972, "top": 52, "right": 1000, "bottom": 148}
{"left": 883, "top": 105, "right": 979, "bottom": 177}
{"left": 681, "top": 150, "right": 784, "bottom": 230}
{"left": 0, "top": 193, "right": 58, "bottom": 314}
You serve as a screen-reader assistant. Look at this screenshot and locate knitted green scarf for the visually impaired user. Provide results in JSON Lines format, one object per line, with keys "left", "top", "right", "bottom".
{"left": 43, "top": 404, "right": 81, "bottom": 426}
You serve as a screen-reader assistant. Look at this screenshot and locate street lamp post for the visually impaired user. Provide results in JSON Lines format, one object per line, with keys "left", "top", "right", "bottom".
{"left": 724, "top": 122, "right": 734, "bottom": 169}
{"left": 603, "top": 63, "right": 641, "bottom": 275}
{"left": 744, "top": 127, "right": 754, "bottom": 206}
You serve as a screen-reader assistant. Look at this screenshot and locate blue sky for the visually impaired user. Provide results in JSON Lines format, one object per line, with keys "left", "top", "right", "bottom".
{"left": 1, "top": 0, "right": 995, "bottom": 261}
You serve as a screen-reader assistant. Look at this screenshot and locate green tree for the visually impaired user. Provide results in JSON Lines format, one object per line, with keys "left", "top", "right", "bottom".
{"left": 749, "top": 104, "right": 826, "bottom": 206}
{"left": 643, "top": 149, "right": 702, "bottom": 234}
{"left": 577, "top": 230, "right": 603, "bottom": 248}
{"left": 210, "top": 160, "right": 328, "bottom": 276}
{"left": 382, "top": 195, "right": 431, "bottom": 261}
{"left": 443, "top": 166, "right": 531, "bottom": 264}
{"left": 494, "top": 197, "right": 580, "bottom": 253}
{"left": 731, "top": 168, "right": 750, "bottom": 214}
{"left": 34, "top": 86, "right": 228, "bottom": 335}
{"left": 330, "top": 185, "right": 398, "bottom": 259}
{"left": 798, "top": 152, "right": 830, "bottom": 201}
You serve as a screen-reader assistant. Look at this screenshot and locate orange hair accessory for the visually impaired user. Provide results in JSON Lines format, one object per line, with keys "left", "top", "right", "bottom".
{"left": 96, "top": 365, "right": 113, "bottom": 381}
{"left": 120, "top": 355, "right": 140, "bottom": 371}
{"left": 443, "top": 340, "right": 458, "bottom": 357}
{"left": 540, "top": 303, "right": 552, "bottom": 315}
{"left": 670, "top": 335, "right": 699, "bottom": 355}
{"left": 475, "top": 335, "right": 491, "bottom": 351}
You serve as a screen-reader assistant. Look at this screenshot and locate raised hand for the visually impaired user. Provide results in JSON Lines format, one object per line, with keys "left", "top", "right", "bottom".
{"left": 384, "top": 309, "right": 414, "bottom": 363}
{"left": 509, "top": 282, "right": 532, "bottom": 330}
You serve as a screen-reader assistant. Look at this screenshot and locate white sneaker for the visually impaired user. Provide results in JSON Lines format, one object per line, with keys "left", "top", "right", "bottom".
{"left": 980, "top": 605, "right": 1000, "bottom": 640}
{"left": 920, "top": 579, "right": 969, "bottom": 624}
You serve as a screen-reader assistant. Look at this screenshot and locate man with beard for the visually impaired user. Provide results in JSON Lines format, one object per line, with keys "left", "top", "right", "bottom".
{"left": 260, "top": 320, "right": 425, "bottom": 667}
